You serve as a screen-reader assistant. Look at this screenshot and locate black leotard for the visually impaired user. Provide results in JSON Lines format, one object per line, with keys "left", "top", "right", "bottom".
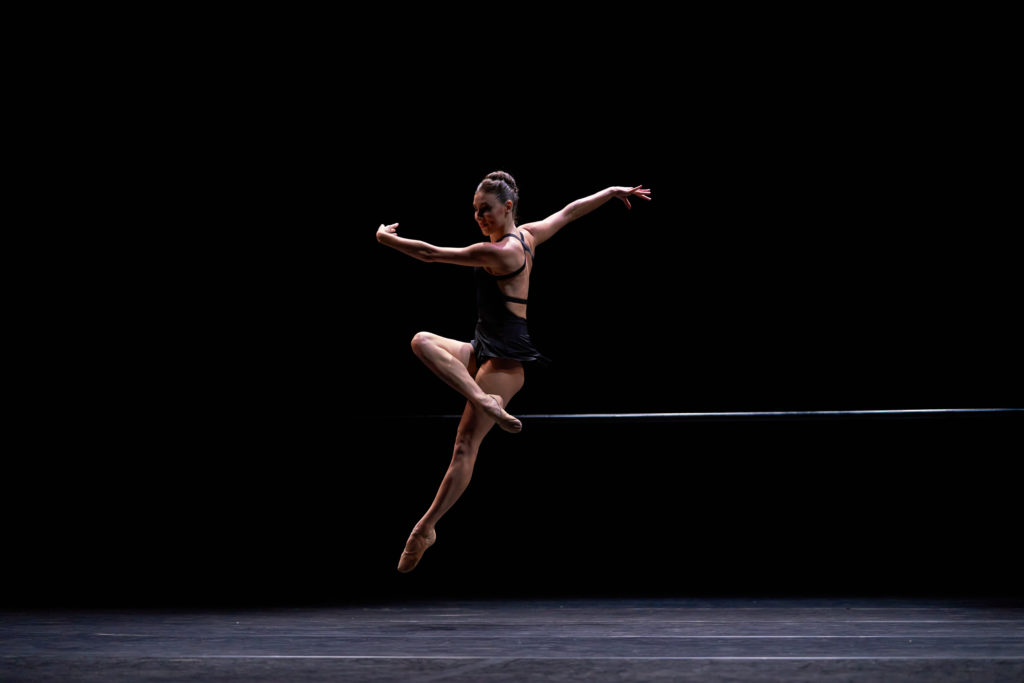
{"left": 470, "top": 230, "right": 550, "bottom": 367}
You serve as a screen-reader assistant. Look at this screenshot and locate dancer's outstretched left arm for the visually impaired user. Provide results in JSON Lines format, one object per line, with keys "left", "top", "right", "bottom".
{"left": 376, "top": 223, "right": 520, "bottom": 272}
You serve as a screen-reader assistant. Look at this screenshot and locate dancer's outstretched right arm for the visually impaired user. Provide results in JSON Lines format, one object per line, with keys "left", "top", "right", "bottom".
{"left": 520, "top": 185, "right": 651, "bottom": 247}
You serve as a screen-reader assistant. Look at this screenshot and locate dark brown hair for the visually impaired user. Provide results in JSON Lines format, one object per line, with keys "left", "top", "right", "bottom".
{"left": 477, "top": 171, "right": 519, "bottom": 221}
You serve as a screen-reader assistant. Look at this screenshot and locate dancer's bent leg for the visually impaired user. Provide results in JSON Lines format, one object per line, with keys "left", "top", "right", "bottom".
{"left": 410, "top": 331, "right": 521, "bottom": 433}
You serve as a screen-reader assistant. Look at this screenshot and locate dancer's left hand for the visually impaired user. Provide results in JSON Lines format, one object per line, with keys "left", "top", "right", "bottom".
{"left": 377, "top": 223, "right": 399, "bottom": 243}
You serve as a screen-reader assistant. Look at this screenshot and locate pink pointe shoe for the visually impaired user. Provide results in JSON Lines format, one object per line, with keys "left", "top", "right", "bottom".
{"left": 397, "top": 528, "right": 436, "bottom": 573}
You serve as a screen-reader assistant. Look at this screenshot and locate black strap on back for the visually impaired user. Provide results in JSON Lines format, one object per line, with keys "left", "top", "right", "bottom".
{"left": 491, "top": 231, "right": 531, "bottom": 304}
{"left": 492, "top": 231, "right": 533, "bottom": 281}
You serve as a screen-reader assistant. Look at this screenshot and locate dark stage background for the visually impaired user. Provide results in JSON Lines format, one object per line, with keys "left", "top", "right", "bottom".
{"left": 8, "top": 21, "right": 1020, "bottom": 608}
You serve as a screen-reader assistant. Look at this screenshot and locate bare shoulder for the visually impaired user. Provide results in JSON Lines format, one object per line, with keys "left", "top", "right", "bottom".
{"left": 475, "top": 238, "right": 522, "bottom": 270}
{"left": 518, "top": 222, "right": 536, "bottom": 238}
{"left": 518, "top": 211, "right": 570, "bottom": 248}
{"left": 518, "top": 226, "right": 539, "bottom": 254}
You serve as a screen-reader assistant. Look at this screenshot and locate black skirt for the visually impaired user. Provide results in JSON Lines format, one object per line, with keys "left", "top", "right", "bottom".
{"left": 471, "top": 316, "right": 551, "bottom": 368}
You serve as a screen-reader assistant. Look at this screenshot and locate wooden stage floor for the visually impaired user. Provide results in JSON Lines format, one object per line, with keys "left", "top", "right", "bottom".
{"left": 3, "top": 597, "right": 1023, "bottom": 681}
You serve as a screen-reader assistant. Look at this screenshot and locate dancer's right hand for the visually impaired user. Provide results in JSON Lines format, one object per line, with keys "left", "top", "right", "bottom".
{"left": 608, "top": 186, "right": 652, "bottom": 210}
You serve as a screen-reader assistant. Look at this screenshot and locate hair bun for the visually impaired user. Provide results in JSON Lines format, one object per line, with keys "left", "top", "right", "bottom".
{"left": 486, "top": 171, "right": 518, "bottom": 194}
{"left": 477, "top": 171, "right": 521, "bottom": 220}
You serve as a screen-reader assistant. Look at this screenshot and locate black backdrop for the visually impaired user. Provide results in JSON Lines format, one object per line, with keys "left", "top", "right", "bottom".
{"left": 7, "top": 20, "right": 1020, "bottom": 607}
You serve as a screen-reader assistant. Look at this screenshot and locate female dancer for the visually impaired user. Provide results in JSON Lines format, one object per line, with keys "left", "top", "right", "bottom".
{"left": 376, "top": 171, "right": 651, "bottom": 572}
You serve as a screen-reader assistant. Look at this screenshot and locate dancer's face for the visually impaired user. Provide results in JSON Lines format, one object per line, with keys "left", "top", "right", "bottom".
{"left": 473, "top": 191, "right": 513, "bottom": 236}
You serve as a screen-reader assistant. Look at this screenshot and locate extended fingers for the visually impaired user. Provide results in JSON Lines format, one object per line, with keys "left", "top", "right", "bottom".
{"left": 620, "top": 186, "right": 651, "bottom": 209}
